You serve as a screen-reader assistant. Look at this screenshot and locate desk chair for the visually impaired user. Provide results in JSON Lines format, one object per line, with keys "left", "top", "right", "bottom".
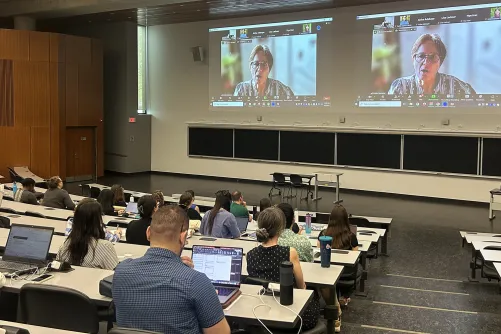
{"left": 0, "top": 216, "right": 10, "bottom": 228}
{"left": 90, "top": 187, "right": 101, "bottom": 199}
{"left": 290, "top": 174, "right": 307, "bottom": 204}
{"left": 18, "top": 284, "right": 100, "bottom": 334}
{"left": 0, "top": 208, "right": 19, "bottom": 214}
{"left": 481, "top": 246, "right": 501, "bottom": 282}
{"left": 81, "top": 184, "right": 91, "bottom": 197}
{"left": 109, "top": 328, "right": 162, "bottom": 334}
{"left": 269, "top": 173, "right": 290, "bottom": 199}
{"left": 24, "top": 211, "right": 47, "bottom": 219}
{"left": 350, "top": 217, "right": 378, "bottom": 259}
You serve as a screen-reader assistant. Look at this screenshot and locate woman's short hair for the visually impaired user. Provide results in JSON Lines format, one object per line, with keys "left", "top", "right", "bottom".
{"left": 47, "top": 176, "right": 61, "bottom": 189}
{"left": 137, "top": 195, "right": 157, "bottom": 218}
{"left": 411, "top": 33, "right": 447, "bottom": 65}
{"left": 152, "top": 190, "right": 165, "bottom": 206}
{"left": 255, "top": 207, "right": 285, "bottom": 243}
{"left": 249, "top": 45, "right": 274, "bottom": 71}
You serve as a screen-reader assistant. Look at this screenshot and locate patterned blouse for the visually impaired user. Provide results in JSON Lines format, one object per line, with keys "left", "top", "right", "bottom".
{"left": 278, "top": 229, "right": 313, "bottom": 262}
{"left": 233, "top": 78, "right": 294, "bottom": 97}
{"left": 388, "top": 73, "right": 476, "bottom": 95}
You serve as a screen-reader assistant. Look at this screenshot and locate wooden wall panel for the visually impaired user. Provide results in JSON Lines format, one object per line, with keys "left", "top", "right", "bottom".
{"left": 2, "top": 126, "right": 31, "bottom": 167}
{"left": 78, "top": 65, "right": 99, "bottom": 126}
{"left": 50, "top": 62, "right": 66, "bottom": 179}
{"left": 0, "top": 29, "right": 30, "bottom": 61}
{"left": 29, "top": 31, "right": 50, "bottom": 62}
{"left": 13, "top": 61, "right": 34, "bottom": 127}
{"left": 0, "top": 60, "right": 14, "bottom": 126}
{"left": 65, "top": 35, "right": 91, "bottom": 66}
{"left": 50, "top": 33, "right": 65, "bottom": 63}
{"left": 30, "top": 127, "right": 51, "bottom": 178}
{"left": 65, "top": 63, "right": 79, "bottom": 126}
{"left": 32, "top": 62, "right": 51, "bottom": 127}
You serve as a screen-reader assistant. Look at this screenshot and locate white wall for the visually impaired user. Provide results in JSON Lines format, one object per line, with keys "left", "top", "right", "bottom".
{"left": 148, "top": 1, "right": 501, "bottom": 203}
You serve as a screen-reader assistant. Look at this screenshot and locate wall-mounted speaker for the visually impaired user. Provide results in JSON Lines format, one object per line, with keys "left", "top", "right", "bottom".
{"left": 191, "top": 46, "right": 204, "bottom": 62}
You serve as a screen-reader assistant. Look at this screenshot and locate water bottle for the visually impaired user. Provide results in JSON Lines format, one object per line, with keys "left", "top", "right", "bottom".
{"left": 319, "top": 236, "right": 333, "bottom": 268}
{"left": 130, "top": 195, "right": 134, "bottom": 203}
{"left": 305, "top": 213, "right": 312, "bottom": 234}
{"left": 280, "top": 261, "right": 294, "bottom": 305}
{"left": 12, "top": 181, "right": 18, "bottom": 197}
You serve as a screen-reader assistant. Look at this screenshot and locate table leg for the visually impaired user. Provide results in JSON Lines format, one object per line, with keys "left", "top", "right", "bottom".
{"left": 335, "top": 174, "right": 340, "bottom": 204}
{"left": 325, "top": 286, "right": 338, "bottom": 334}
{"left": 489, "top": 194, "right": 495, "bottom": 220}
{"left": 381, "top": 229, "right": 389, "bottom": 256}
{"left": 469, "top": 247, "right": 479, "bottom": 282}
{"left": 313, "top": 173, "right": 322, "bottom": 201}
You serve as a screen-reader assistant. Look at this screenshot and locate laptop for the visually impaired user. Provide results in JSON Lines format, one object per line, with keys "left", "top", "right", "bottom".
{"left": 126, "top": 202, "right": 138, "bottom": 214}
{"left": 192, "top": 245, "right": 243, "bottom": 307}
{"left": 0, "top": 224, "right": 54, "bottom": 277}
{"left": 235, "top": 217, "right": 249, "bottom": 234}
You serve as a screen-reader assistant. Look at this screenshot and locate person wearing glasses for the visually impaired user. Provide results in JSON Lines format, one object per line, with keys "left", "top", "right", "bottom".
{"left": 388, "top": 34, "right": 475, "bottom": 95}
{"left": 233, "top": 44, "right": 294, "bottom": 97}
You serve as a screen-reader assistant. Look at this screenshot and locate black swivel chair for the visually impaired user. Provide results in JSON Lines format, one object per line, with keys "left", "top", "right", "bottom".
{"left": 109, "top": 328, "right": 162, "bottom": 334}
{"left": 481, "top": 246, "right": 501, "bottom": 282}
{"left": 350, "top": 217, "right": 378, "bottom": 259}
{"left": 90, "top": 187, "right": 101, "bottom": 199}
{"left": 81, "top": 184, "right": 91, "bottom": 197}
{"left": 269, "top": 173, "right": 290, "bottom": 199}
{"left": 18, "top": 284, "right": 100, "bottom": 334}
{"left": 0, "top": 208, "right": 20, "bottom": 214}
{"left": 289, "top": 174, "right": 307, "bottom": 202}
{"left": 24, "top": 211, "right": 47, "bottom": 219}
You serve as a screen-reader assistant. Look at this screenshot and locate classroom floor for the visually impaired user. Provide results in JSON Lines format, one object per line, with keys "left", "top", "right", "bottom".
{"left": 68, "top": 172, "right": 501, "bottom": 334}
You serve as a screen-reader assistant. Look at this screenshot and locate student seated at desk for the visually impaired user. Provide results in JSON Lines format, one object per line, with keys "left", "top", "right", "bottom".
{"left": 200, "top": 194, "right": 241, "bottom": 239}
{"left": 277, "top": 203, "right": 313, "bottom": 262}
{"left": 317, "top": 204, "right": 361, "bottom": 306}
{"left": 186, "top": 189, "right": 200, "bottom": 213}
{"left": 247, "top": 207, "right": 321, "bottom": 331}
{"left": 152, "top": 190, "right": 165, "bottom": 207}
{"left": 111, "top": 184, "right": 127, "bottom": 207}
{"left": 13, "top": 178, "right": 39, "bottom": 205}
{"left": 126, "top": 195, "right": 158, "bottom": 246}
{"left": 113, "top": 205, "right": 231, "bottom": 334}
{"left": 254, "top": 197, "right": 272, "bottom": 221}
{"left": 179, "top": 192, "right": 202, "bottom": 221}
{"left": 97, "top": 189, "right": 120, "bottom": 216}
{"left": 230, "top": 190, "right": 252, "bottom": 222}
{"left": 57, "top": 199, "right": 119, "bottom": 270}
{"left": 42, "top": 176, "right": 75, "bottom": 210}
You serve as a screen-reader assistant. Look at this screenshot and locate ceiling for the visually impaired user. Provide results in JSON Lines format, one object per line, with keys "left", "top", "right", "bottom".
{"left": 6, "top": 0, "right": 411, "bottom": 28}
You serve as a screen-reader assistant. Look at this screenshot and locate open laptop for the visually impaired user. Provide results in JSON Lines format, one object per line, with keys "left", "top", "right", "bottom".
{"left": 235, "top": 217, "right": 249, "bottom": 234}
{"left": 126, "top": 202, "right": 138, "bottom": 214}
{"left": 0, "top": 224, "right": 54, "bottom": 277}
{"left": 192, "top": 245, "right": 243, "bottom": 306}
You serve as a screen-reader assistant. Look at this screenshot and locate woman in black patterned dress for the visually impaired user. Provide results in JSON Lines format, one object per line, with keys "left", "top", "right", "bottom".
{"left": 246, "top": 207, "right": 321, "bottom": 331}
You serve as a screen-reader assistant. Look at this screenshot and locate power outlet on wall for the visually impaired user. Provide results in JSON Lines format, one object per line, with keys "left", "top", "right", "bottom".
{"left": 339, "top": 116, "right": 346, "bottom": 123}
{"left": 442, "top": 119, "right": 450, "bottom": 126}
{"left": 130, "top": 136, "right": 135, "bottom": 142}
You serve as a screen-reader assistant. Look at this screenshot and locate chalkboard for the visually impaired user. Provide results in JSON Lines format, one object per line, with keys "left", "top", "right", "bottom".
{"left": 188, "top": 127, "right": 233, "bottom": 158}
{"left": 482, "top": 138, "right": 501, "bottom": 177}
{"left": 337, "top": 133, "right": 401, "bottom": 169}
{"left": 234, "top": 129, "right": 279, "bottom": 161}
{"left": 404, "top": 135, "right": 478, "bottom": 175}
{"left": 280, "top": 131, "right": 335, "bottom": 165}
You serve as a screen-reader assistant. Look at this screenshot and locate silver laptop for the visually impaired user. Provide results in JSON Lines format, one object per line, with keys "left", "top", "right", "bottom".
{"left": 192, "top": 245, "right": 243, "bottom": 304}
{"left": 126, "top": 202, "right": 138, "bottom": 214}
{"left": 0, "top": 224, "right": 54, "bottom": 277}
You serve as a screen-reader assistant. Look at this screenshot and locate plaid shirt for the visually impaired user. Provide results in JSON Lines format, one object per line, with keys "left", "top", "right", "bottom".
{"left": 113, "top": 248, "right": 225, "bottom": 334}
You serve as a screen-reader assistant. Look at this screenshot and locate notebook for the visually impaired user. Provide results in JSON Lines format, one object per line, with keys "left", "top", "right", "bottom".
{"left": 192, "top": 245, "right": 243, "bottom": 306}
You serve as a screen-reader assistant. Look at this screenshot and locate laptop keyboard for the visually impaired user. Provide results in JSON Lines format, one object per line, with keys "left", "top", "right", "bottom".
{"left": 217, "top": 288, "right": 234, "bottom": 296}
{"left": 0, "top": 260, "right": 34, "bottom": 271}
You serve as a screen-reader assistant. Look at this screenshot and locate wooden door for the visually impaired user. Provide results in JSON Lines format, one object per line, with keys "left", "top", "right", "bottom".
{"left": 66, "top": 127, "right": 95, "bottom": 181}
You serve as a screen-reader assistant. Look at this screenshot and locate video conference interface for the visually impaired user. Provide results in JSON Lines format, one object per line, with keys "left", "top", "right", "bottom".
{"left": 208, "top": 18, "right": 334, "bottom": 109}
{"left": 192, "top": 246, "right": 242, "bottom": 286}
{"left": 356, "top": 3, "right": 501, "bottom": 108}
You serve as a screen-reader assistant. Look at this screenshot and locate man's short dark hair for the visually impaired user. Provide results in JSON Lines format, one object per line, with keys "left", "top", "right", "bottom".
{"left": 21, "top": 178, "right": 35, "bottom": 187}
{"left": 151, "top": 205, "right": 189, "bottom": 242}
{"left": 277, "top": 203, "right": 294, "bottom": 228}
{"left": 231, "top": 191, "right": 242, "bottom": 202}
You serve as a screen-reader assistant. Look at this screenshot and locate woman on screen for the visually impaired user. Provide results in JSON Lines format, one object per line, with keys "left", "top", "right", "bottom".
{"left": 388, "top": 34, "right": 476, "bottom": 96}
{"left": 233, "top": 44, "right": 294, "bottom": 98}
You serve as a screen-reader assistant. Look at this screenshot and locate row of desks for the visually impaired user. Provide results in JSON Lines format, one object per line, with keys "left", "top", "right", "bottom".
{"left": 459, "top": 231, "right": 501, "bottom": 281}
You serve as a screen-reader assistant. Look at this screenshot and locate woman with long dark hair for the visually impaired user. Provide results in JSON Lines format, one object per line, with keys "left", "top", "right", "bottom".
{"left": 57, "top": 200, "right": 119, "bottom": 270}
{"left": 178, "top": 192, "right": 202, "bottom": 221}
{"left": 317, "top": 204, "right": 360, "bottom": 307}
{"left": 97, "top": 189, "right": 117, "bottom": 216}
{"left": 126, "top": 195, "right": 158, "bottom": 246}
{"left": 200, "top": 194, "right": 240, "bottom": 239}
{"left": 111, "top": 184, "right": 127, "bottom": 207}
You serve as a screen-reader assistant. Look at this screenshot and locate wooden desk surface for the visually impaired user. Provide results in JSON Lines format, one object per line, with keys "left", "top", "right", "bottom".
{"left": 480, "top": 248, "right": 501, "bottom": 262}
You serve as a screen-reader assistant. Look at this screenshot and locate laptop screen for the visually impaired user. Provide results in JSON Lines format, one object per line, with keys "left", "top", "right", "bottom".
{"left": 192, "top": 246, "right": 243, "bottom": 287}
{"left": 126, "top": 202, "right": 138, "bottom": 214}
{"left": 4, "top": 224, "right": 54, "bottom": 262}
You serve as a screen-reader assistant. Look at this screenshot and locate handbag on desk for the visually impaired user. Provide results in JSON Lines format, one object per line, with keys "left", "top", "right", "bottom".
{"left": 99, "top": 274, "right": 114, "bottom": 297}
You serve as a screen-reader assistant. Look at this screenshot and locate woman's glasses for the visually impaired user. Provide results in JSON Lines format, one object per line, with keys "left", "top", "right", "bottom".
{"left": 413, "top": 53, "right": 440, "bottom": 64}
{"left": 250, "top": 61, "right": 269, "bottom": 69}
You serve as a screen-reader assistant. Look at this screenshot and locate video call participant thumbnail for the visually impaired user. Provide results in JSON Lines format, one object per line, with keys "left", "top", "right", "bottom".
{"left": 388, "top": 33, "right": 476, "bottom": 95}
{"left": 233, "top": 44, "right": 294, "bottom": 98}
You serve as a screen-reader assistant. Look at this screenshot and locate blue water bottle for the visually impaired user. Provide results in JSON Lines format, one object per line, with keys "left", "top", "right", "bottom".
{"left": 12, "top": 181, "right": 18, "bottom": 197}
{"left": 305, "top": 213, "right": 312, "bottom": 234}
{"left": 319, "top": 236, "right": 333, "bottom": 268}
